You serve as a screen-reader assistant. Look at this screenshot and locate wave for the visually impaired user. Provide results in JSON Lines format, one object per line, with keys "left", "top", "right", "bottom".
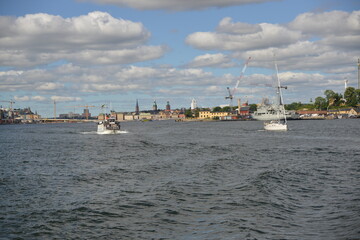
{"left": 80, "top": 130, "right": 128, "bottom": 135}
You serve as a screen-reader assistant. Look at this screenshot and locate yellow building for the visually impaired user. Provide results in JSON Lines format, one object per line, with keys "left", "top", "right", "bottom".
{"left": 198, "top": 110, "right": 230, "bottom": 119}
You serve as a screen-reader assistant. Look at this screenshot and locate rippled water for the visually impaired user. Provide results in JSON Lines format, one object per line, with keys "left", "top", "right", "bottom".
{"left": 1, "top": 120, "right": 359, "bottom": 239}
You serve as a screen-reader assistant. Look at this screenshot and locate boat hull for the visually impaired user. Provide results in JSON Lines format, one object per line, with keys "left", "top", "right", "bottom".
{"left": 97, "top": 119, "right": 121, "bottom": 134}
{"left": 264, "top": 122, "right": 288, "bottom": 131}
{"left": 97, "top": 129, "right": 121, "bottom": 134}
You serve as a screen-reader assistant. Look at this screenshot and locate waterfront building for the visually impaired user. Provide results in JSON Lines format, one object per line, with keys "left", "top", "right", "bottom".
{"left": 198, "top": 110, "right": 230, "bottom": 119}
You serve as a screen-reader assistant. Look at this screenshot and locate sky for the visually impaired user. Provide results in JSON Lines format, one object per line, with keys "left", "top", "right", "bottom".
{"left": 0, "top": 0, "right": 359, "bottom": 117}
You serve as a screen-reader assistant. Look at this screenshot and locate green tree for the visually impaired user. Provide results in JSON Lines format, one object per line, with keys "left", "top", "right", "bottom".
{"left": 344, "top": 87, "right": 357, "bottom": 107}
{"left": 213, "top": 106, "right": 221, "bottom": 112}
{"left": 324, "top": 89, "right": 343, "bottom": 107}
{"left": 222, "top": 106, "right": 231, "bottom": 112}
{"left": 194, "top": 108, "right": 200, "bottom": 118}
{"left": 285, "top": 102, "right": 303, "bottom": 110}
{"left": 333, "top": 93, "right": 343, "bottom": 106}
{"left": 185, "top": 108, "right": 193, "bottom": 118}
{"left": 314, "top": 97, "right": 327, "bottom": 110}
{"left": 324, "top": 89, "right": 336, "bottom": 105}
{"left": 356, "top": 89, "right": 360, "bottom": 104}
{"left": 249, "top": 104, "right": 257, "bottom": 112}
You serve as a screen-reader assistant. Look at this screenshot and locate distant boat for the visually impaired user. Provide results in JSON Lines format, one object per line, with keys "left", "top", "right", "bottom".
{"left": 252, "top": 103, "right": 299, "bottom": 121}
{"left": 264, "top": 60, "right": 288, "bottom": 131}
{"left": 97, "top": 117, "right": 121, "bottom": 134}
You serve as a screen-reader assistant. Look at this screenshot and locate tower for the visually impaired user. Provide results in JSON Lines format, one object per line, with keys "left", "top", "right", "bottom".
{"left": 135, "top": 99, "right": 139, "bottom": 115}
{"left": 153, "top": 100, "right": 158, "bottom": 111}
{"left": 54, "top": 100, "right": 56, "bottom": 119}
{"left": 344, "top": 78, "right": 348, "bottom": 91}
{"left": 358, "top": 58, "right": 360, "bottom": 89}
{"left": 191, "top": 98, "right": 197, "bottom": 110}
{"left": 166, "top": 101, "right": 171, "bottom": 112}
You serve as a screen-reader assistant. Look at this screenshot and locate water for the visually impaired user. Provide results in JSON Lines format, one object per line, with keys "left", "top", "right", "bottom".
{"left": 1, "top": 120, "right": 359, "bottom": 240}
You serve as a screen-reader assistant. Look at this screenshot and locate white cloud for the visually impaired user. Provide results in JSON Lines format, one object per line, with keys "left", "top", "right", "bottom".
{"left": 0, "top": 12, "right": 165, "bottom": 67}
{"left": 186, "top": 23, "right": 303, "bottom": 51}
{"left": 217, "top": 17, "right": 262, "bottom": 34}
{"left": 1, "top": 11, "right": 149, "bottom": 50}
{"left": 36, "top": 82, "right": 64, "bottom": 91}
{"left": 31, "top": 96, "right": 47, "bottom": 101}
{"left": 83, "top": 0, "right": 280, "bottom": 11}
{"left": 14, "top": 95, "right": 47, "bottom": 102}
{"left": 69, "top": 46, "right": 168, "bottom": 65}
{"left": 288, "top": 11, "right": 360, "bottom": 37}
{"left": 51, "top": 96, "right": 82, "bottom": 102}
{"left": 187, "top": 53, "right": 236, "bottom": 68}
{"left": 14, "top": 96, "right": 30, "bottom": 101}
{"left": 288, "top": 10, "right": 360, "bottom": 51}
{"left": 187, "top": 11, "right": 360, "bottom": 74}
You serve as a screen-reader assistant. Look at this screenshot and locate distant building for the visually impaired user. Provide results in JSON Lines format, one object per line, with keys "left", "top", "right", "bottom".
{"left": 153, "top": 100, "right": 158, "bottom": 111}
{"left": 82, "top": 108, "right": 91, "bottom": 119}
{"left": 198, "top": 110, "right": 230, "bottom": 119}
{"left": 166, "top": 101, "right": 171, "bottom": 112}
{"left": 59, "top": 112, "right": 81, "bottom": 119}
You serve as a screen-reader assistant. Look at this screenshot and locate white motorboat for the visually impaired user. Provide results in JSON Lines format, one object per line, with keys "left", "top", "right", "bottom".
{"left": 264, "top": 59, "right": 288, "bottom": 131}
{"left": 264, "top": 120, "right": 287, "bottom": 131}
{"left": 97, "top": 117, "right": 121, "bottom": 134}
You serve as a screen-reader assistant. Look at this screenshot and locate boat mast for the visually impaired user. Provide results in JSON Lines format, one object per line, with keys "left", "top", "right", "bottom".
{"left": 274, "top": 60, "right": 287, "bottom": 123}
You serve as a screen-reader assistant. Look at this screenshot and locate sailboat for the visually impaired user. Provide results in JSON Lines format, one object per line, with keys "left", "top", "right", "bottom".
{"left": 264, "top": 60, "right": 288, "bottom": 131}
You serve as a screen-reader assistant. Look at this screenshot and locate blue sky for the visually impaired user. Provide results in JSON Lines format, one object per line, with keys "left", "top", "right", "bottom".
{"left": 0, "top": 0, "right": 359, "bottom": 117}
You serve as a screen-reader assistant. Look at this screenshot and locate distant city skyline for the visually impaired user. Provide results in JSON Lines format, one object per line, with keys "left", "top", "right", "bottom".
{"left": 0, "top": 0, "right": 359, "bottom": 117}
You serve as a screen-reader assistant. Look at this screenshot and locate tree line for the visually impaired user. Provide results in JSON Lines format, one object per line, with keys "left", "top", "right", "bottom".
{"left": 286, "top": 87, "right": 360, "bottom": 111}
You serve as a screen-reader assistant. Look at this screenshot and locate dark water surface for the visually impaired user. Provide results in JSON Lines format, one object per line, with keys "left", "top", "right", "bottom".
{"left": 1, "top": 120, "right": 359, "bottom": 239}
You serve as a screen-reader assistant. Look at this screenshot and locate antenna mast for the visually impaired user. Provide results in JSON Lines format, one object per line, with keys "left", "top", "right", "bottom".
{"left": 358, "top": 58, "right": 360, "bottom": 89}
{"left": 53, "top": 100, "right": 56, "bottom": 119}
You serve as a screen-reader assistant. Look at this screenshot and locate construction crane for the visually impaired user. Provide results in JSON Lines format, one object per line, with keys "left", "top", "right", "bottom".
{"left": 0, "top": 100, "right": 15, "bottom": 110}
{"left": 225, "top": 57, "right": 251, "bottom": 109}
{"left": 65, "top": 105, "right": 96, "bottom": 120}
{"left": 0, "top": 100, "right": 15, "bottom": 121}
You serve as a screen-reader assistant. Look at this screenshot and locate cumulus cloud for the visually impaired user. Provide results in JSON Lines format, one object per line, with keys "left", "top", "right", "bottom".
{"left": 288, "top": 10, "right": 360, "bottom": 51}
{"left": 187, "top": 53, "right": 236, "bottom": 68}
{"left": 217, "top": 17, "right": 262, "bottom": 34}
{"left": 14, "top": 96, "right": 30, "bottom": 101}
{"left": 1, "top": 64, "right": 224, "bottom": 98}
{"left": 186, "top": 21, "right": 303, "bottom": 51}
{"left": 14, "top": 95, "right": 47, "bottom": 101}
{"left": 187, "top": 11, "right": 360, "bottom": 74}
{"left": 69, "top": 46, "right": 168, "bottom": 65}
{"left": 51, "top": 96, "right": 82, "bottom": 102}
{"left": 288, "top": 11, "right": 360, "bottom": 37}
{"left": 31, "top": 96, "right": 47, "bottom": 101}
{"left": 36, "top": 82, "right": 64, "bottom": 91}
{"left": 82, "top": 0, "right": 280, "bottom": 11}
{"left": 0, "top": 12, "right": 166, "bottom": 67}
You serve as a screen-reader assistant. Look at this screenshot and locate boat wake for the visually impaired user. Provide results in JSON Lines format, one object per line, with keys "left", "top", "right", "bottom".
{"left": 80, "top": 130, "right": 128, "bottom": 135}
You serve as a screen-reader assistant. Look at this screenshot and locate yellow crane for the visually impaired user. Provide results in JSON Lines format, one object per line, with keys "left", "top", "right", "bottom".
{"left": 65, "top": 105, "right": 96, "bottom": 120}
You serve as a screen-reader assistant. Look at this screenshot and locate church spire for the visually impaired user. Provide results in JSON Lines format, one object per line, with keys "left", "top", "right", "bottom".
{"left": 153, "top": 100, "right": 158, "bottom": 111}
{"left": 135, "top": 99, "right": 139, "bottom": 115}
